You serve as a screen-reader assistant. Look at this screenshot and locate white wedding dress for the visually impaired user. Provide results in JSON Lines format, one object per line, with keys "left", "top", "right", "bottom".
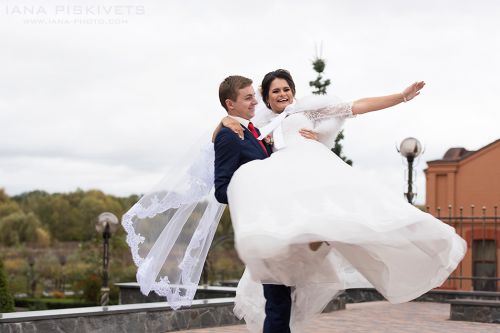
{"left": 227, "top": 97, "right": 467, "bottom": 332}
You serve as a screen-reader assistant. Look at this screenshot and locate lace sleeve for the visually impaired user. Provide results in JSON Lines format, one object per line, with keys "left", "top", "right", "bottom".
{"left": 304, "top": 102, "right": 354, "bottom": 121}
{"left": 296, "top": 98, "right": 354, "bottom": 149}
{"left": 313, "top": 117, "right": 347, "bottom": 149}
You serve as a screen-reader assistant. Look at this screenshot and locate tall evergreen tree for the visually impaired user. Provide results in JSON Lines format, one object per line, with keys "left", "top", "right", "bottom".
{"left": 309, "top": 50, "right": 353, "bottom": 166}
{"left": 331, "top": 129, "right": 353, "bottom": 166}
{"left": 309, "top": 57, "right": 330, "bottom": 95}
{"left": 0, "top": 257, "right": 15, "bottom": 313}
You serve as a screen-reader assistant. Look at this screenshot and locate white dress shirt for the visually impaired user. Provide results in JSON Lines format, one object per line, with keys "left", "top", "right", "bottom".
{"left": 228, "top": 115, "right": 251, "bottom": 129}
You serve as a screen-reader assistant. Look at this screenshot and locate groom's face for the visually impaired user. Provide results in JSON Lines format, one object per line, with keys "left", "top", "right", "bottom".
{"left": 226, "top": 85, "right": 257, "bottom": 120}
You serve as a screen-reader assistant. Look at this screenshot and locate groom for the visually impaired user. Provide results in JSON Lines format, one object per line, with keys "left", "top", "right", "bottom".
{"left": 214, "top": 75, "right": 291, "bottom": 333}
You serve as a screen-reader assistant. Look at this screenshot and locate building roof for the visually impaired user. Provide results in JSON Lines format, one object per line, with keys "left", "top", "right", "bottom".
{"left": 427, "top": 139, "right": 500, "bottom": 165}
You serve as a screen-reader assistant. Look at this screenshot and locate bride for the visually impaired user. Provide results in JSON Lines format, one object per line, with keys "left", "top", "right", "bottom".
{"left": 121, "top": 69, "right": 466, "bottom": 333}
{"left": 214, "top": 69, "right": 466, "bottom": 332}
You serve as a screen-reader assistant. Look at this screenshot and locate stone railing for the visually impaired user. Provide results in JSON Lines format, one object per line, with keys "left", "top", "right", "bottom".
{"left": 450, "top": 299, "right": 500, "bottom": 324}
{"left": 415, "top": 289, "right": 500, "bottom": 303}
{"left": 0, "top": 298, "right": 242, "bottom": 333}
{"left": 1, "top": 285, "right": 345, "bottom": 333}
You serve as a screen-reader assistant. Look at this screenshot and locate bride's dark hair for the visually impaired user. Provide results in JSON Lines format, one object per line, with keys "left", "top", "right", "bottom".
{"left": 260, "top": 69, "right": 296, "bottom": 109}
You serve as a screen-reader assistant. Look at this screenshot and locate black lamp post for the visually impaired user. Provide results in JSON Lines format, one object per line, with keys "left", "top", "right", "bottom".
{"left": 27, "top": 255, "right": 35, "bottom": 297}
{"left": 58, "top": 254, "right": 67, "bottom": 293}
{"left": 95, "top": 212, "right": 119, "bottom": 308}
{"left": 398, "top": 137, "right": 423, "bottom": 204}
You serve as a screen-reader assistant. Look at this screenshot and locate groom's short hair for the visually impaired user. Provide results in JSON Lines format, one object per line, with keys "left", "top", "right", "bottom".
{"left": 219, "top": 75, "right": 253, "bottom": 111}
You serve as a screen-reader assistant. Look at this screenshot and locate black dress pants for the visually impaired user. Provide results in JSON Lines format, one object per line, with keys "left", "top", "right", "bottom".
{"left": 263, "top": 284, "right": 292, "bottom": 333}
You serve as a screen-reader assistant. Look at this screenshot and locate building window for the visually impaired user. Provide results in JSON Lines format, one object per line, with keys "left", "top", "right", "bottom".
{"left": 472, "top": 240, "right": 497, "bottom": 291}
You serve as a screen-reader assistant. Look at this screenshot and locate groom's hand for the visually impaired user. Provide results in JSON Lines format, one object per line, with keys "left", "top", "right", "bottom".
{"left": 299, "top": 129, "right": 319, "bottom": 141}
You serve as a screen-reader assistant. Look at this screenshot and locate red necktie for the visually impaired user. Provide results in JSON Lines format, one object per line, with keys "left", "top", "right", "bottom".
{"left": 248, "top": 122, "right": 269, "bottom": 157}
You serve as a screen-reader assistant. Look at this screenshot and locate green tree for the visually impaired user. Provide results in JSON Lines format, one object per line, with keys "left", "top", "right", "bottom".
{"left": 309, "top": 57, "right": 331, "bottom": 95}
{"left": 309, "top": 52, "right": 353, "bottom": 166}
{"left": 0, "top": 189, "right": 22, "bottom": 219}
{"left": 14, "top": 190, "right": 53, "bottom": 227}
{"left": 331, "top": 130, "right": 353, "bottom": 166}
{"left": 0, "top": 257, "right": 15, "bottom": 312}
{"left": 0, "top": 212, "right": 47, "bottom": 246}
{"left": 13, "top": 189, "right": 128, "bottom": 242}
{"left": 0, "top": 188, "right": 11, "bottom": 204}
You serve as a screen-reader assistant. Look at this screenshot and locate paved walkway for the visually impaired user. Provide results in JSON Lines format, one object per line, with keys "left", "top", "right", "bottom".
{"left": 179, "top": 301, "right": 499, "bottom": 333}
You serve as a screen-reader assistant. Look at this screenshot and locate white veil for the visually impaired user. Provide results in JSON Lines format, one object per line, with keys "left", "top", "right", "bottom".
{"left": 121, "top": 134, "right": 226, "bottom": 309}
{"left": 120, "top": 96, "right": 273, "bottom": 310}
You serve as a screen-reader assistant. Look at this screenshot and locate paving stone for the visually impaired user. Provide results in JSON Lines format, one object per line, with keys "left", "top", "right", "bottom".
{"left": 181, "top": 302, "right": 500, "bottom": 333}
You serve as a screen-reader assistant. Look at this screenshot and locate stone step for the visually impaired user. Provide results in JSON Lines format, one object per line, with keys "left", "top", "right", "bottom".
{"left": 450, "top": 298, "right": 500, "bottom": 324}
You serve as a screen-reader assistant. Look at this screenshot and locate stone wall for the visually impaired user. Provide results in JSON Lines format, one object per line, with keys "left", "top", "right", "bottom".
{"left": 340, "top": 288, "right": 385, "bottom": 303}
{"left": 340, "top": 288, "right": 500, "bottom": 304}
{"left": 450, "top": 299, "right": 500, "bottom": 324}
{"left": 415, "top": 289, "right": 500, "bottom": 303}
{"left": 0, "top": 299, "right": 242, "bottom": 333}
{"left": 1, "top": 296, "right": 345, "bottom": 333}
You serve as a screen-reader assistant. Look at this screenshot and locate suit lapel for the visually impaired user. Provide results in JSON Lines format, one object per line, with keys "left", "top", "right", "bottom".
{"left": 244, "top": 127, "right": 268, "bottom": 158}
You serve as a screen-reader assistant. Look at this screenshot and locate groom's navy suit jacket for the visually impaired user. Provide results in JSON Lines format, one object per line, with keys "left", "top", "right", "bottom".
{"left": 214, "top": 125, "right": 271, "bottom": 204}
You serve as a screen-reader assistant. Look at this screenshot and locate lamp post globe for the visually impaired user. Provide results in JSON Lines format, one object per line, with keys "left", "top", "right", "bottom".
{"left": 398, "top": 137, "right": 423, "bottom": 204}
{"left": 399, "top": 137, "right": 423, "bottom": 160}
{"left": 96, "top": 212, "right": 119, "bottom": 234}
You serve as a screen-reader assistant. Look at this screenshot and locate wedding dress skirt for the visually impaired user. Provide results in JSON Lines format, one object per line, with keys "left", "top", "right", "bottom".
{"left": 227, "top": 136, "right": 466, "bottom": 332}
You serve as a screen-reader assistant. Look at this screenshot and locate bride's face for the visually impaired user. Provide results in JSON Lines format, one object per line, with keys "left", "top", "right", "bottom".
{"left": 267, "top": 78, "right": 294, "bottom": 113}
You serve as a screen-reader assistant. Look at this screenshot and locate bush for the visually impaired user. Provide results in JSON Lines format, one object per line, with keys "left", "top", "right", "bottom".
{"left": 15, "top": 297, "right": 96, "bottom": 310}
{"left": 0, "top": 257, "right": 15, "bottom": 312}
{"left": 75, "top": 274, "right": 101, "bottom": 304}
{"left": 0, "top": 212, "right": 45, "bottom": 246}
{"left": 0, "top": 201, "right": 21, "bottom": 219}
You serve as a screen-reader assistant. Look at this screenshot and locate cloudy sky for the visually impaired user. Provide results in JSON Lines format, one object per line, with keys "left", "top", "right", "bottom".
{"left": 1, "top": 0, "right": 499, "bottom": 204}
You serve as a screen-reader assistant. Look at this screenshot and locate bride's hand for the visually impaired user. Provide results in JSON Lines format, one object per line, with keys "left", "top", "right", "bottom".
{"left": 300, "top": 129, "right": 319, "bottom": 141}
{"left": 222, "top": 116, "right": 244, "bottom": 140}
{"left": 402, "top": 81, "right": 426, "bottom": 102}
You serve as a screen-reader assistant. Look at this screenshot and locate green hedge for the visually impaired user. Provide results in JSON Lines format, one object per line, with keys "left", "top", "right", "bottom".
{"left": 0, "top": 258, "right": 15, "bottom": 312}
{"left": 15, "top": 298, "right": 97, "bottom": 310}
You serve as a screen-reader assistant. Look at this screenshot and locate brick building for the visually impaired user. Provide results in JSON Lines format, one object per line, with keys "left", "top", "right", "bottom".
{"left": 424, "top": 139, "right": 500, "bottom": 291}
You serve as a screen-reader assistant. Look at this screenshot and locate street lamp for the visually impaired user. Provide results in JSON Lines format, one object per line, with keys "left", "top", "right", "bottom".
{"left": 27, "top": 255, "right": 35, "bottom": 297}
{"left": 58, "top": 254, "right": 67, "bottom": 293}
{"left": 398, "top": 137, "right": 423, "bottom": 204}
{"left": 95, "top": 212, "right": 119, "bottom": 308}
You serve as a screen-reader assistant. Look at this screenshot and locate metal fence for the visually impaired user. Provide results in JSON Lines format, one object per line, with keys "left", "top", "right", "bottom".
{"left": 426, "top": 205, "right": 499, "bottom": 291}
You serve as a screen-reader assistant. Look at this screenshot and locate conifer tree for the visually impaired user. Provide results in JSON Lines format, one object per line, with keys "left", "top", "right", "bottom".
{"left": 309, "top": 48, "right": 353, "bottom": 166}
{"left": 309, "top": 57, "right": 330, "bottom": 95}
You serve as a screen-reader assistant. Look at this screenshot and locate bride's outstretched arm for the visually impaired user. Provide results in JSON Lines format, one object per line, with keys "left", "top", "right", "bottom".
{"left": 352, "top": 81, "right": 425, "bottom": 115}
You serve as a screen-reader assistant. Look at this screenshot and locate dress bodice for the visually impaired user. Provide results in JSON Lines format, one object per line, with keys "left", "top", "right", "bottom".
{"left": 276, "top": 110, "right": 350, "bottom": 150}
{"left": 280, "top": 113, "right": 315, "bottom": 148}
{"left": 252, "top": 95, "right": 355, "bottom": 151}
